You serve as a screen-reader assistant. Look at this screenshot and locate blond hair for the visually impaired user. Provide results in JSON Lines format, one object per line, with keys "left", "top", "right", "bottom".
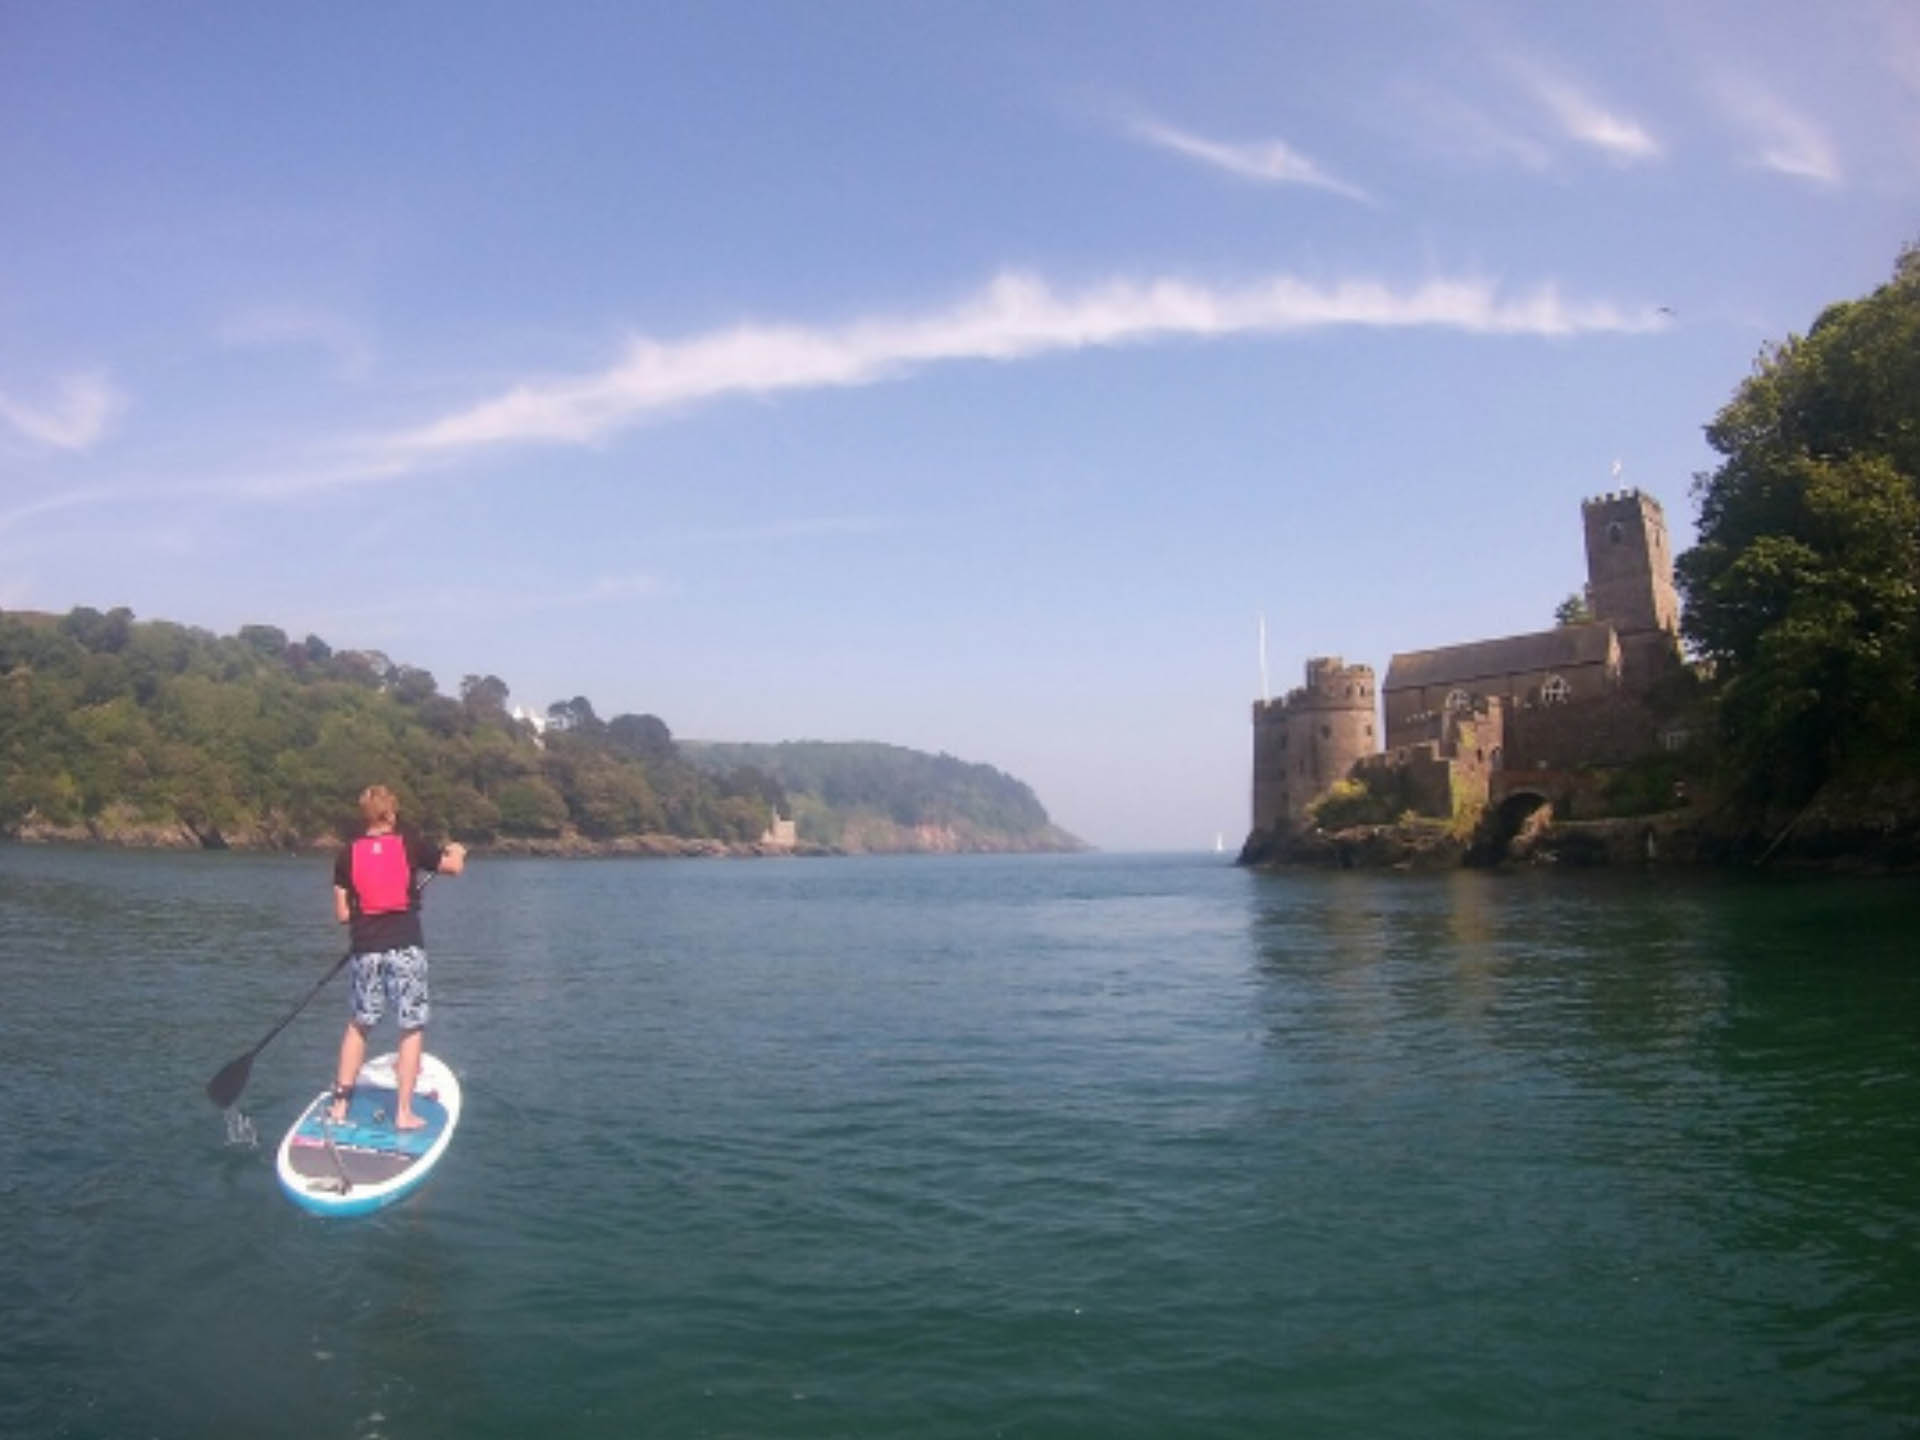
{"left": 358, "top": 785, "right": 399, "bottom": 827}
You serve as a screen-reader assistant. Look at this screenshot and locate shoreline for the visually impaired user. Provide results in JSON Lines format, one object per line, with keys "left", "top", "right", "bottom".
{"left": 0, "top": 814, "right": 1082, "bottom": 860}
{"left": 1241, "top": 806, "right": 1920, "bottom": 877}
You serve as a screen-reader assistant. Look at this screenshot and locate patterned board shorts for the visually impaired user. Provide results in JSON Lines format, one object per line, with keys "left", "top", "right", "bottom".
{"left": 347, "top": 945, "right": 430, "bottom": 1030}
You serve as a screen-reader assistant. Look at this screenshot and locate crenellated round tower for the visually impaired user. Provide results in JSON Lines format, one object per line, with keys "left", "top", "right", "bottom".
{"left": 1251, "top": 656, "right": 1378, "bottom": 834}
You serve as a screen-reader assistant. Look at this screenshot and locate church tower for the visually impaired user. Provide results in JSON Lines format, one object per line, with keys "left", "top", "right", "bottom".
{"left": 1582, "top": 489, "right": 1681, "bottom": 691}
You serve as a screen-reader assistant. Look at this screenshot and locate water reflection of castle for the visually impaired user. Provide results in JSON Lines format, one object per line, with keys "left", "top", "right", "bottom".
{"left": 1250, "top": 490, "right": 1689, "bottom": 839}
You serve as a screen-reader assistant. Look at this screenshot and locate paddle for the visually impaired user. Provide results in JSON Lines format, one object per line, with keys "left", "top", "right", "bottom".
{"left": 204, "top": 950, "right": 351, "bottom": 1108}
{"left": 204, "top": 872, "right": 435, "bottom": 1109}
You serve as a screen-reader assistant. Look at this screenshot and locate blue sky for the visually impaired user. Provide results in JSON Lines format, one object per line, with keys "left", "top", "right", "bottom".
{"left": 3, "top": 1, "right": 1916, "bottom": 850}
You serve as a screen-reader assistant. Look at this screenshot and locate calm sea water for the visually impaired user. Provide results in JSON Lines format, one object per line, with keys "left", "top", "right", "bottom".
{"left": 2, "top": 846, "right": 1917, "bottom": 1439}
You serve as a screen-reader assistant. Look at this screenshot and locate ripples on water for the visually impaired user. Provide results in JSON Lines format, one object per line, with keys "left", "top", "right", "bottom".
{"left": 225, "top": 1109, "right": 259, "bottom": 1149}
{"left": 1, "top": 847, "right": 1916, "bottom": 1438}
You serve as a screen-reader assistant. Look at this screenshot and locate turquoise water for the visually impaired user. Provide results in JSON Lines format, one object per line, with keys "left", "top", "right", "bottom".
{"left": 2, "top": 846, "right": 1917, "bottom": 1438}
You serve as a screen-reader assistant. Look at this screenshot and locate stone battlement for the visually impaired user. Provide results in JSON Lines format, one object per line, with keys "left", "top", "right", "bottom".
{"left": 1581, "top": 488, "right": 1663, "bottom": 512}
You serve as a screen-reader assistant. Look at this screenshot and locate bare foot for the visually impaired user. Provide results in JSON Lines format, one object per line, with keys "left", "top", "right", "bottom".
{"left": 329, "top": 1099, "right": 349, "bottom": 1123}
{"left": 394, "top": 1110, "right": 427, "bottom": 1131}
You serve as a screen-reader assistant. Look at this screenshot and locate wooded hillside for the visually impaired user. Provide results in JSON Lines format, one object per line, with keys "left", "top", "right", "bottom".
{"left": 685, "top": 740, "right": 1082, "bottom": 852}
{"left": 0, "top": 610, "right": 1075, "bottom": 852}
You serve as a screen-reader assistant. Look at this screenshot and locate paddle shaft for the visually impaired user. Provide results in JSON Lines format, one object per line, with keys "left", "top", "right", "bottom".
{"left": 245, "top": 948, "right": 354, "bottom": 1060}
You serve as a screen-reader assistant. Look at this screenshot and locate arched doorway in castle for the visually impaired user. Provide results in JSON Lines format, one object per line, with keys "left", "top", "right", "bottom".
{"left": 1485, "top": 789, "right": 1552, "bottom": 862}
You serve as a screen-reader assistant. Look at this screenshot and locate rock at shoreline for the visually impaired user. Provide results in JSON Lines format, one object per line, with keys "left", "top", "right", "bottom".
{"left": 1240, "top": 819, "right": 1466, "bottom": 871}
{"left": 1241, "top": 786, "right": 1920, "bottom": 875}
{"left": 4, "top": 814, "right": 1077, "bottom": 861}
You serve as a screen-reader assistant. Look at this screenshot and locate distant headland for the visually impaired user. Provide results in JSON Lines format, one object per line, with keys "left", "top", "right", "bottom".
{"left": 0, "top": 609, "right": 1084, "bottom": 858}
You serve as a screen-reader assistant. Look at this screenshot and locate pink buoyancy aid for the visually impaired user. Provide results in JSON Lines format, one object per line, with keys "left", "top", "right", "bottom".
{"left": 349, "top": 834, "right": 412, "bottom": 915}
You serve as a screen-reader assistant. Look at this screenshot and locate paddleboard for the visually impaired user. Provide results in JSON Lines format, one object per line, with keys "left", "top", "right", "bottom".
{"left": 275, "top": 1051, "right": 461, "bottom": 1217}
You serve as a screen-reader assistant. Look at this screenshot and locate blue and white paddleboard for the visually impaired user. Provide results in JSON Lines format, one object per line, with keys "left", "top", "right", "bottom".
{"left": 275, "top": 1051, "right": 461, "bottom": 1217}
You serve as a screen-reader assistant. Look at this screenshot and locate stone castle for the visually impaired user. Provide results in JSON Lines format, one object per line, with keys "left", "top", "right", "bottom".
{"left": 1250, "top": 489, "right": 1690, "bottom": 840}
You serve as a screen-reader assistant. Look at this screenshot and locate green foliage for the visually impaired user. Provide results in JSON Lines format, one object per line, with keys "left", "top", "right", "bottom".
{"left": 1553, "top": 592, "right": 1593, "bottom": 626}
{"left": 1599, "top": 754, "right": 1694, "bottom": 818}
{"left": 238, "top": 624, "right": 288, "bottom": 659}
{"left": 1677, "top": 243, "right": 1920, "bottom": 802}
{"left": 1308, "top": 774, "right": 1405, "bottom": 831}
{"left": 0, "top": 606, "right": 1065, "bottom": 851}
{"left": 684, "top": 740, "right": 1055, "bottom": 838}
{"left": 0, "top": 607, "right": 782, "bottom": 845}
{"left": 495, "top": 777, "right": 570, "bottom": 836}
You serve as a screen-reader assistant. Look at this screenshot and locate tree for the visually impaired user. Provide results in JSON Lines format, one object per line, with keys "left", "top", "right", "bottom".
{"left": 332, "top": 649, "right": 392, "bottom": 687}
{"left": 60, "top": 605, "right": 133, "bottom": 653}
{"left": 565, "top": 755, "right": 664, "bottom": 837}
{"left": 389, "top": 665, "right": 438, "bottom": 706}
{"left": 1676, "top": 242, "right": 1920, "bottom": 801}
{"left": 238, "top": 623, "right": 289, "bottom": 659}
{"left": 546, "top": 695, "right": 603, "bottom": 738}
{"left": 1553, "top": 592, "right": 1593, "bottom": 626}
{"left": 608, "top": 712, "right": 675, "bottom": 763}
{"left": 495, "top": 777, "right": 569, "bottom": 836}
{"left": 460, "top": 673, "right": 511, "bottom": 721}
{"left": 418, "top": 695, "right": 465, "bottom": 738}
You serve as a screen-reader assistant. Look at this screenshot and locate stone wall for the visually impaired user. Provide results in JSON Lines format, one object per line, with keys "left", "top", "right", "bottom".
{"left": 1504, "top": 691, "right": 1662, "bottom": 774}
{"left": 1352, "top": 700, "right": 1501, "bottom": 821}
{"left": 1385, "top": 658, "right": 1611, "bottom": 744}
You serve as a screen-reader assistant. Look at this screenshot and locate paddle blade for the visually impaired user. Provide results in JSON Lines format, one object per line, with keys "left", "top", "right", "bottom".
{"left": 205, "top": 1051, "right": 254, "bottom": 1109}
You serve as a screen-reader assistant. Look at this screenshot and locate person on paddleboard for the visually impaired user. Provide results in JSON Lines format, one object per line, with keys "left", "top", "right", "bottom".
{"left": 331, "top": 785, "right": 466, "bottom": 1128}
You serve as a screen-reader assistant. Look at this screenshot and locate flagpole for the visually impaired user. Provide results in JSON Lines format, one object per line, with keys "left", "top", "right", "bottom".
{"left": 1257, "top": 612, "right": 1270, "bottom": 704}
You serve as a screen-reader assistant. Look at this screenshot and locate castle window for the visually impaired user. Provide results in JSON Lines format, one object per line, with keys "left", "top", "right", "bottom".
{"left": 1444, "top": 688, "right": 1469, "bottom": 712}
{"left": 1491, "top": 747, "right": 1502, "bottom": 768}
{"left": 1541, "top": 674, "right": 1570, "bottom": 704}
{"left": 1320, "top": 724, "right": 1330, "bottom": 739}
{"left": 1608, "top": 521, "right": 1624, "bottom": 545}
{"left": 1366, "top": 725, "right": 1374, "bottom": 738}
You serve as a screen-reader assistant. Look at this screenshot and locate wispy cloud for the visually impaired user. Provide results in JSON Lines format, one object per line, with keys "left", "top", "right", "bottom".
{"left": 1126, "top": 117, "right": 1373, "bottom": 203}
{"left": 0, "top": 373, "right": 125, "bottom": 451}
{"left": 1709, "top": 75, "right": 1841, "bottom": 185}
{"left": 217, "top": 455, "right": 419, "bottom": 500}
{"left": 1511, "top": 62, "right": 1662, "bottom": 164}
{"left": 217, "top": 303, "right": 375, "bottom": 379}
{"left": 0, "top": 486, "right": 129, "bottom": 535}
{"left": 1390, "top": 84, "right": 1554, "bottom": 173}
{"left": 388, "top": 267, "right": 1664, "bottom": 459}
{"left": 0, "top": 453, "right": 418, "bottom": 541}
{"left": 1876, "top": 0, "right": 1920, "bottom": 161}
{"left": 655, "top": 514, "right": 896, "bottom": 547}
{"left": 1882, "top": 0, "right": 1920, "bottom": 93}
{"left": 314, "top": 573, "right": 664, "bottom": 630}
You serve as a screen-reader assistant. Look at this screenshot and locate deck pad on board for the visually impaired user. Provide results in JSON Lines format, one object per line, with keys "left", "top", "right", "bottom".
{"left": 288, "top": 1086, "right": 447, "bottom": 1155}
